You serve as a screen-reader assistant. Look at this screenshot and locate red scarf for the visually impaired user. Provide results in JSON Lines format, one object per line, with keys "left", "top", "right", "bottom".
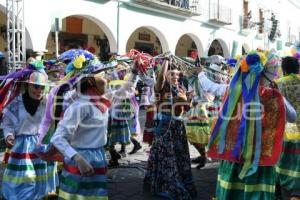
{"left": 86, "top": 89, "right": 111, "bottom": 113}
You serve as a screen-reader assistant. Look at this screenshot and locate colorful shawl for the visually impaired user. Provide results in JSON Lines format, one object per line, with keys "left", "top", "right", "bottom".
{"left": 207, "top": 52, "right": 285, "bottom": 179}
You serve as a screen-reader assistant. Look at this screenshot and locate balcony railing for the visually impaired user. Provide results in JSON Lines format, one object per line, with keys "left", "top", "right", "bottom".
{"left": 286, "top": 34, "right": 298, "bottom": 46}
{"left": 209, "top": 1, "right": 232, "bottom": 25}
{"left": 130, "top": 0, "right": 201, "bottom": 16}
{"left": 240, "top": 15, "right": 265, "bottom": 36}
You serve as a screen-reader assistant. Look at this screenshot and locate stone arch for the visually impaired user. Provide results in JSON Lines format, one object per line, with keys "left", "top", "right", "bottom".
{"left": 208, "top": 38, "right": 230, "bottom": 58}
{"left": 175, "top": 33, "right": 204, "bottom": 58}
{"left": 126, "top": 26, "right": 169, "bottom": 55}
{"left": 45, "top": 14, "right": 117, "bottom": 55}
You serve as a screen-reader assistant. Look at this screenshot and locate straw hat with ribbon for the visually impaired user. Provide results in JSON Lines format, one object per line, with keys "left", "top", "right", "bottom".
{"left": 0, "top": 60, "right": 48, "bottom": 117}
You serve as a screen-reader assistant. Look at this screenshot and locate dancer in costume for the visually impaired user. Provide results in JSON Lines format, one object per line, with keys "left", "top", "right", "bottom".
{"left": 275, "top": 56, "right": 300, "bottom": 199}
{"left": 142, "top": 86, "right": 156, "bottom": 145}
{"left": 140, "top": 69, "right": 156, "bottom": 145}
{"left": 187, "top": 62, "right": 230, "bottom": 168}
{"left": 1, "top": 68, "right": 57, "bottom": 200}
{"left": 50, "top": 64, "right": 139, "bottom": 200}
{"left": 204, "top": 63, "right": 229, "bottom": 120}
{"left": 107, "top": 78, "right": 141, "bottom": 166}
{"left": 197, "top": 52, "right": 297, "bottom": 200}
{"left": 127, "top": 95, "right": 142, "bottom": 155}
{"left": 185, "top": 98, "right": 210, "bottom": 169}
{"left": 144, "top": 59, "right": 197, "bottom": 200}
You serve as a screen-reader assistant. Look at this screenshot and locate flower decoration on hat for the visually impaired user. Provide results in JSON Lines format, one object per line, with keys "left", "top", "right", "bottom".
{"left": 293, "top": 52, "right": 300, "bottom": 60}
{"left": 28, "top": 60, "right": 46, "bottom": 71}
{"left": 240, "top": 58, "right": 249, "bottom": 73}
{"left": 265, "top": 53, "right": 281, "bottom": 68}
{"left": 258, "top": 52, "right": 267, "bottom": 66}
{"left": 235, "top": 54, "right": 241, "bottom": 61}
{"left": 73, "top": 55, "right": 86, "bottom": 69}
{"left": 245, "top": 52, "right": 264, "bottom": 74}
{"left": 227, "top": 58, "right": 237, "bottom": 67}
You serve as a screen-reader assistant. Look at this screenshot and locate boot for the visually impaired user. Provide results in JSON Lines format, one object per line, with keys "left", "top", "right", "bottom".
{"left": 108, "top": 159, "right": 119, "bottom": 167}
{"left": 196, "top": 156, "right": 207, "bottom": 169}
{"left": 118, "top": 144, "right": 127, "bottom": 157}
{"left": 129, "top": 138, "right": 142, "bottom": 155}
{"left": 191, "top": 156, "right": 202, "bottom": 164}
{"left": 109, "top": 146, "right": 121, "bottom": 160}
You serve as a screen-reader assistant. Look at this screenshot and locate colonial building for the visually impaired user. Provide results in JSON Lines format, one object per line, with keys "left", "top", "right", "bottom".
{"left": 0, "top": 0, "right": 299, "bottom": 64}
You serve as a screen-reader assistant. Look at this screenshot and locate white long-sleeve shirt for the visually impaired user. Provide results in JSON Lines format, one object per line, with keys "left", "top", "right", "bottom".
{"left": 198, "top": 71, "right": 227, "bottom": 97}
{"left": 50, "top": 96, "right": 109, "bottom": 159}
{"left": 51, "top": 73, "right": 139, "bottom": 159}
{"left": 197, "top": 72, "right": 297, "bottom": 123}
{"left": 2, "top": 95, "right": 46, "bottom": 138}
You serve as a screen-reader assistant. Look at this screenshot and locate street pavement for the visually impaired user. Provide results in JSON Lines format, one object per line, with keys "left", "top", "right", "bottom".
{"left": 107, "top": 143, "right": 219, "bottom": 200}
{"left": 0, "top": 143, "right": 219, "bottom": 200}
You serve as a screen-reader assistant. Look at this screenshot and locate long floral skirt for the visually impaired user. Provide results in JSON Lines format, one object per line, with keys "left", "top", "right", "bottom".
{"left": 144, "top": 115, "right": 197, "bottom": 200}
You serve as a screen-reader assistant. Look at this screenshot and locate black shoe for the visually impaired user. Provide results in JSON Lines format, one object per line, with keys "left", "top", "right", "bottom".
{"left": 108, "top": 159, "right": 119, "bottom": 167}
{"left": 111, "top": 150, "right": 121, "bottom": 160}
{"left": 196, "top": 157, "right": 207, "bottom": 169}
{"left": 118, "top": 149, "right": 127, "bottom": 157}
{"left": 129, "top": 143, "right": 142, "bottom": 154}
{"left": 191, "top": 156, "right": 202, "bottom": 164}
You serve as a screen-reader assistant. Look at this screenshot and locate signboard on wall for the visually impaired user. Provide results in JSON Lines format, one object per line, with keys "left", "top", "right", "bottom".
{"left": 138, "top": 33, "right": 151, "bottom": 41}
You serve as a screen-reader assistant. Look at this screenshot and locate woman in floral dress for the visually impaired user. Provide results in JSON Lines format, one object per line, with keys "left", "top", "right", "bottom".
{"left": 144, "top": 59, "right": 197, "bottom": 200}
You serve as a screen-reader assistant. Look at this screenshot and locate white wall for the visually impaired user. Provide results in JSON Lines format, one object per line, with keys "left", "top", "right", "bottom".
{"left": 0, "top": 0, "right": 299, "bottom": 58}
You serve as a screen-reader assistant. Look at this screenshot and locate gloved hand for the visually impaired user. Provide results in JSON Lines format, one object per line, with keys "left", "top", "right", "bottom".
{"left": 72, "top": 153, "right": 95, "bottom": 176}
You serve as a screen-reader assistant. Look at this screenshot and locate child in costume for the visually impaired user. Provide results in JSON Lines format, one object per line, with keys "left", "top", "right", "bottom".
{"left": 50, "top": 64, "right": 139, "bottom": 199}
{"left": 198, "top": 52, "right": 297, "bottom": 200}
{"left": 275, "top": 56, "right": 300, "bottom": 199}
{"left": 185, "top": 68, "right": 211, "bottom": 169}
{"left": 187, "top": 63, "right": 230, "bottom": 168}
{"left": 107, "top": 77, "right": 141, "bottom": 166}
{"left": 185, "top": 98, "right": 211, "bottom": 169}
{"left": 1, "top": 69, "right": 57, "bottom": 200}
{"left": 140, "top": 70, "right": 156, "bottom": 145}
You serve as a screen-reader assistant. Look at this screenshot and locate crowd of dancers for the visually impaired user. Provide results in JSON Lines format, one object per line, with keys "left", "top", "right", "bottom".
{"left": 0, "top": 48, "right": 299, "bottom": 200}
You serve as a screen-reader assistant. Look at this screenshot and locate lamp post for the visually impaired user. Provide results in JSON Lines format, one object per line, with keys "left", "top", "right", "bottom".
{"left": 55, "top": 18, "right": 59, "bottom": 58}
{"left": 117, "top": 0, "right": 120, "bottom": 54}
{"left": 263, "top": 9, "right": 271, "bottom": 50}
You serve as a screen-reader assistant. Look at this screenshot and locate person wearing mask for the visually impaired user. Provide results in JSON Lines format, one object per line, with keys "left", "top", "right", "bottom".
{"left": 2, "top": 71, "right": 57, "bottom": 200}
{"left": 197, "top": 52, "right": 297, "bottom": 200}
{"left": 50, "top": 64, "right": 139, "bottom": 199}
